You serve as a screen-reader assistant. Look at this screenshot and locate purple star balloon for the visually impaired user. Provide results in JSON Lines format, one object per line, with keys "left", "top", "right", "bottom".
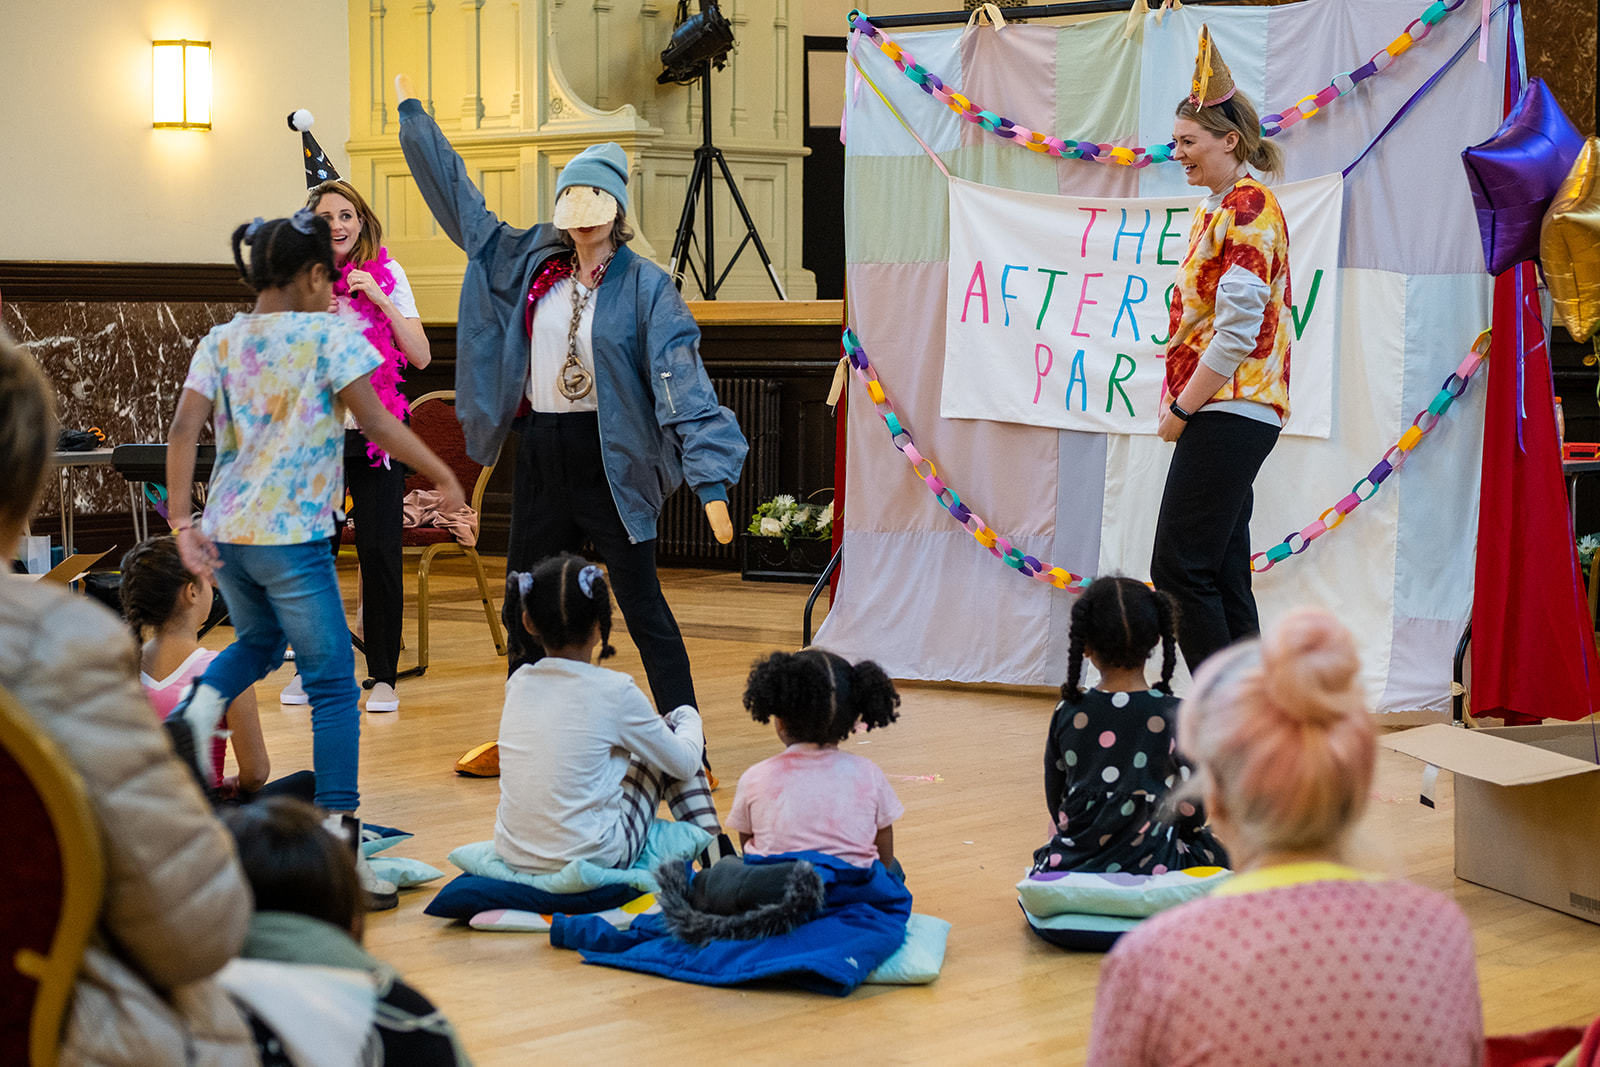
{"left": 1462, "top": 78, "right": 1585, "bottom": 276}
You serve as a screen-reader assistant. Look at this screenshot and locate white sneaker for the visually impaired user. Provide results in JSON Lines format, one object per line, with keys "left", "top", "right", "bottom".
{"left": 365, "top": 682, "right": 399, "bottom": 713}
{"left": 322, "top": 812, "right": 399, "bottom": 910}
{"left": 279, "top": 674, "right": 308, "bottom": 705}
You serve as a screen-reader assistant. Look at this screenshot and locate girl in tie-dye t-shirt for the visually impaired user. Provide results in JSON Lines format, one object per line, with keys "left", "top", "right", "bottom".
{"left": 166, "top": 212, "right": 461, "bottom": 907}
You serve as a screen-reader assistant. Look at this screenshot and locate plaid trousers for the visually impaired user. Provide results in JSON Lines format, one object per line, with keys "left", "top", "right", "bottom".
{"left": 617, "top": 759, "right": 722, "bottom": 866}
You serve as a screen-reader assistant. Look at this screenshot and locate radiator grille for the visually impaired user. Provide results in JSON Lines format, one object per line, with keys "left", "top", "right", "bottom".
{"left": 657, "top": 377, "right": 780, "bottom": 565}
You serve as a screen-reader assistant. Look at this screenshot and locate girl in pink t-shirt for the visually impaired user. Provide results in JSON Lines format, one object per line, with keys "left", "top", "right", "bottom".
{"left": 121, "top": 536, "right": 313, "bottom": 804}
{"left": 727, "top": 650, "right": 904, "bottom": 871}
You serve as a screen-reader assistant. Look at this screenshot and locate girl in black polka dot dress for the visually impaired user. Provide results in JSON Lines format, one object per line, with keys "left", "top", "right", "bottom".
{"left": 1031, "top": 577, "right": 1229, "bottom": 876}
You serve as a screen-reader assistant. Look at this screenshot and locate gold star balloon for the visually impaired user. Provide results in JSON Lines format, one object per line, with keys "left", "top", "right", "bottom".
{"left": 1542, "top": 137, "right": 1600, "bottom": 343}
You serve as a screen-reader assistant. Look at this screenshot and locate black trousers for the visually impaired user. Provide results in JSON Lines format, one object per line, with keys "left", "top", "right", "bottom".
{"left": 507, "top": 412, "right": 698, "bottom": 714}
{"left": 246, "top": 769, "right": 319, "bottom": 805}
{"left": 345, "top": 430, "right": 407, "bottom": 687}
{"left": 1150, "top": 411, "right": 1281, "bottom": 675}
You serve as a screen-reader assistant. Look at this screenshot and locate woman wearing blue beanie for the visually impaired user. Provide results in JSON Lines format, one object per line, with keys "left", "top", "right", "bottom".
{"left": 393, "top": 75, "right": 747, "bottom": 774}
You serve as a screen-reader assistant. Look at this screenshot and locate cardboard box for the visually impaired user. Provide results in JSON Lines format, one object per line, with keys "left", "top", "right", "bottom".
{"left": 1384, "top": 723, "right": 1600, "bottom": 924}
{"left": 25, "top": 549, "right": 110, "bottom": 587}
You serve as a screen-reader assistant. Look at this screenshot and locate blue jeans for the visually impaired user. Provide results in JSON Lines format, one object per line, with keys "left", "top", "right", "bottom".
{"left": 201, "top": 541, "right": 361, "bottom": 811}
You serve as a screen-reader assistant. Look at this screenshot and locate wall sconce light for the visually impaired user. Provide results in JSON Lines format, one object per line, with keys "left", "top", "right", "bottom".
{"left": 153, "top": 40, "right": 211, "bottom": 129}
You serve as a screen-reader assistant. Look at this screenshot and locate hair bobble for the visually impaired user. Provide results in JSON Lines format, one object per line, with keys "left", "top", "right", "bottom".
{"left": 288, "top": 207, "right": 318, "bottom": 235}
{"left": 514, "top": 571, "right": 534, "bottom": 600}
{"left": 244, "top": 217, "right": 266, "bottom": 241}
{"left": 578, "top": 564, "right": 603, "bottom": 599}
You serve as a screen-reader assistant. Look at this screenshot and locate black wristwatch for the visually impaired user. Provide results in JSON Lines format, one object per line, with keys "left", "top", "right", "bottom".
{"left": 1169, "top": 401, "right": 1192, "bottom": 422}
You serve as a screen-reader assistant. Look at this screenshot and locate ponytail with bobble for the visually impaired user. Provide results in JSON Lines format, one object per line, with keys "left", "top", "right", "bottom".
{"left": 847, "top": 659, "right": 901, "bottom": 733}
{"left": 502, "top": 571, "right": 540, "bottom": 674}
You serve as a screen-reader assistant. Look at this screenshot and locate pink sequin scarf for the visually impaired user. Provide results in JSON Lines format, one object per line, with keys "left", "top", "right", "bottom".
{"left": 336, "top": 248, "right": 412, "bottom": 466}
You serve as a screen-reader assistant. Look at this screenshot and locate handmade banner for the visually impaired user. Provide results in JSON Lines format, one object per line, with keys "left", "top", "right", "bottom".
{"left": 942, "top": 173, "right": 1343, "bottom": 437}
{"left": 822, "top": 0, "right": 1511, "bottom": 713}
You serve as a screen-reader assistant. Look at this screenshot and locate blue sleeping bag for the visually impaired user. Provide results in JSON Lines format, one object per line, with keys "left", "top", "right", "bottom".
{"left": 549, "top": 851, "right": 911, "bottom": 996}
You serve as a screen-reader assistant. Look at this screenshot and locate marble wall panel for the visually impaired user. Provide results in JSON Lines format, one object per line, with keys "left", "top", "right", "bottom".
{"left": 1526, "top": 0, "right": 1597, "bottom": 137}
{"left": 4, "top": 300, "right": 249, "bottom": 520}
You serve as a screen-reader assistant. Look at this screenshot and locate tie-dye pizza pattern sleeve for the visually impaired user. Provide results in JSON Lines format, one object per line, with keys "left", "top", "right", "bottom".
{"left": 1163, "top": 178, "right": 1293, "bottom": 421}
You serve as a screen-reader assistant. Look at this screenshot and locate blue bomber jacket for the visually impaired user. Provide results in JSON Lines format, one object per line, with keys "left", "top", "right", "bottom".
{"left": 397, "top": 99, "right": 748, "bottom": 543}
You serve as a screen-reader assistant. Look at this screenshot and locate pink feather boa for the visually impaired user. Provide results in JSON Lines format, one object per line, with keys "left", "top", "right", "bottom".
{"left": 335, "top": 248, "right": 413, "bottom": 466}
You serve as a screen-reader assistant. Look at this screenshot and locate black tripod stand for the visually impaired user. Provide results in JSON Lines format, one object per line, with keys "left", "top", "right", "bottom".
{"left": 667, "top": 65, "right": 787, "bottom": 300}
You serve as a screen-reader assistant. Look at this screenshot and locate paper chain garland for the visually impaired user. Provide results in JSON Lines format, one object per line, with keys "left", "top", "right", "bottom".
{"left": 840, "top": 327, "right": 1490, "bottom": 589}
{"left": 1250, "top": 328, "right": 1490, "bottom": 573}
{"left": 841, "top": 327, "right": 1090, "bottom": 592}
{"left": 847, "top": 0, "right": 1468, "bottom": 168}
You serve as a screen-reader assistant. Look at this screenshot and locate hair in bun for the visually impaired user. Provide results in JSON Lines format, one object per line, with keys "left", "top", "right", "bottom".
{"left": 1178, "top": 608, "right": 1375, "bottom": 859}
{"left": 1260, "top": 608, "right": 1364, "bottom": 728}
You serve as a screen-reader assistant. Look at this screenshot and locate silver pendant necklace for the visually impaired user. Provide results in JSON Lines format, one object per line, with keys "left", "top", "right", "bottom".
{"left": 558, "top": 249, "right": 616, "bottom": 401}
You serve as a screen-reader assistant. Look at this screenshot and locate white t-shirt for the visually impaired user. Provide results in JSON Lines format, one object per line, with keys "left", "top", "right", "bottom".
{"left": 493, "top": 658, "right": 704, "bottom": 873}
{"left": 526, "top": 276, "right": 600, "bottom": 414}
{"left": 334, "top": 259, "right": 419, "bottom": 431}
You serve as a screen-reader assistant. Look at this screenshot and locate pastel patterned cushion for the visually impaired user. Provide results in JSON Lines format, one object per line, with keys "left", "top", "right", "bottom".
{"left": 1016, "top": 866, "right": 1230, "bottom": 919}
{"left": 448, "top": 819, "right": 711, "bottom": 895}
{"left": 862, "top": 913, "right": 951, "bottom": 985}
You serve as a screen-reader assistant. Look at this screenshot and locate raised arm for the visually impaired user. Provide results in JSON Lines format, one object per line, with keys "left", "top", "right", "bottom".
{"left": 394, "top": 73, "right": 508, "bottom": 259}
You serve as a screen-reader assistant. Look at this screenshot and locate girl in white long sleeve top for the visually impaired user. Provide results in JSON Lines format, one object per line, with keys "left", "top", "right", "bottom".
{"left": 494, "top": 553, "right": 724, "bottom": 873}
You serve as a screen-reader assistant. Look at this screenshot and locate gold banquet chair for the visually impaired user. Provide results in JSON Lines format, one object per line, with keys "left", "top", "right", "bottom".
{"left": 345, "top": 391, "right": 507, "bottom": 676}
{"left": 0, "top": 683, "right": 105, "bottom": 1065}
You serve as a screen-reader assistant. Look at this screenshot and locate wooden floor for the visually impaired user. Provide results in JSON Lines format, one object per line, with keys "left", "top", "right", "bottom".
{"left": 230, "top": 556, "right": 1600, "bottom": 1063}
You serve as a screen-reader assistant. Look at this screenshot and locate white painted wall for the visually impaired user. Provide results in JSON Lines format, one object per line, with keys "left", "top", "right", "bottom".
{"left": 1, "top": 1, "right": 349, "bottom": 263}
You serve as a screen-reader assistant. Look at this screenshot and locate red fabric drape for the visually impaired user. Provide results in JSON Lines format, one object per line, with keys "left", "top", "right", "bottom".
{"left": 1470, "top": 20, "right": 1600, "bottom": 723}
{"left": 1470, "top": 258, "right": 1600, "bottom": 721}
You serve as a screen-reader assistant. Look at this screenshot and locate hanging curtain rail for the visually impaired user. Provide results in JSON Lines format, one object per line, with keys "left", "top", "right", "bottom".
{"left": 864, "top": 0, "right": 1231, "bottom": 30}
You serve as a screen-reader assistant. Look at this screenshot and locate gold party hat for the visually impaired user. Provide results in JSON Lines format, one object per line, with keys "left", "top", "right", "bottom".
{"left": 1190, "top": 25, "right": 1237, "bottom": 109}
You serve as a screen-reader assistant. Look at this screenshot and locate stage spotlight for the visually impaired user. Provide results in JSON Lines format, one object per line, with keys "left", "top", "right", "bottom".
{"left": 657, "top": 0, "right": 735, "bottom": 86}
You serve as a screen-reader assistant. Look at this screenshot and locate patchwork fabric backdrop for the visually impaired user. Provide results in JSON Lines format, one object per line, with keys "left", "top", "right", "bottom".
{"left": 819, "top": 0, "right": 1512, "bottom": 713}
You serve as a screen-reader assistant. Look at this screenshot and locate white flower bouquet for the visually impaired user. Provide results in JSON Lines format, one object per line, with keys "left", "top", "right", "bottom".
{"left": 746, "top": 492, "right": 834, "bottom": 548}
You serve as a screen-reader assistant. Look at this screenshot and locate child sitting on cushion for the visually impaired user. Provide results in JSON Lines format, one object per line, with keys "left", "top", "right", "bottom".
{"left": 1031, "top": 576, "right": 1228, "bottom": 876}
{"left": 220, "top": 797, "right": 469, "bottom": 1064}
{"left": 495, "top": 553, "right": 729, "bottom": 873}
{"left": 121, "top": 535, "right": 314, "bottom": 804}
{"left": 728, "top": 649, "right": 904, "bottom": 875}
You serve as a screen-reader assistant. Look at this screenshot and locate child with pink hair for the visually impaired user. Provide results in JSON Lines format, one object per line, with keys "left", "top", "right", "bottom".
{"left": 1087, "top": 608, "right": 1483, "bottom": 1066}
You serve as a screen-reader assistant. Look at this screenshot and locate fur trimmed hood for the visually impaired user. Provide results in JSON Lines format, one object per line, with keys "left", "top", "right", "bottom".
{"left": 655, "top": 859, "right": 825, "bottom": 947}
